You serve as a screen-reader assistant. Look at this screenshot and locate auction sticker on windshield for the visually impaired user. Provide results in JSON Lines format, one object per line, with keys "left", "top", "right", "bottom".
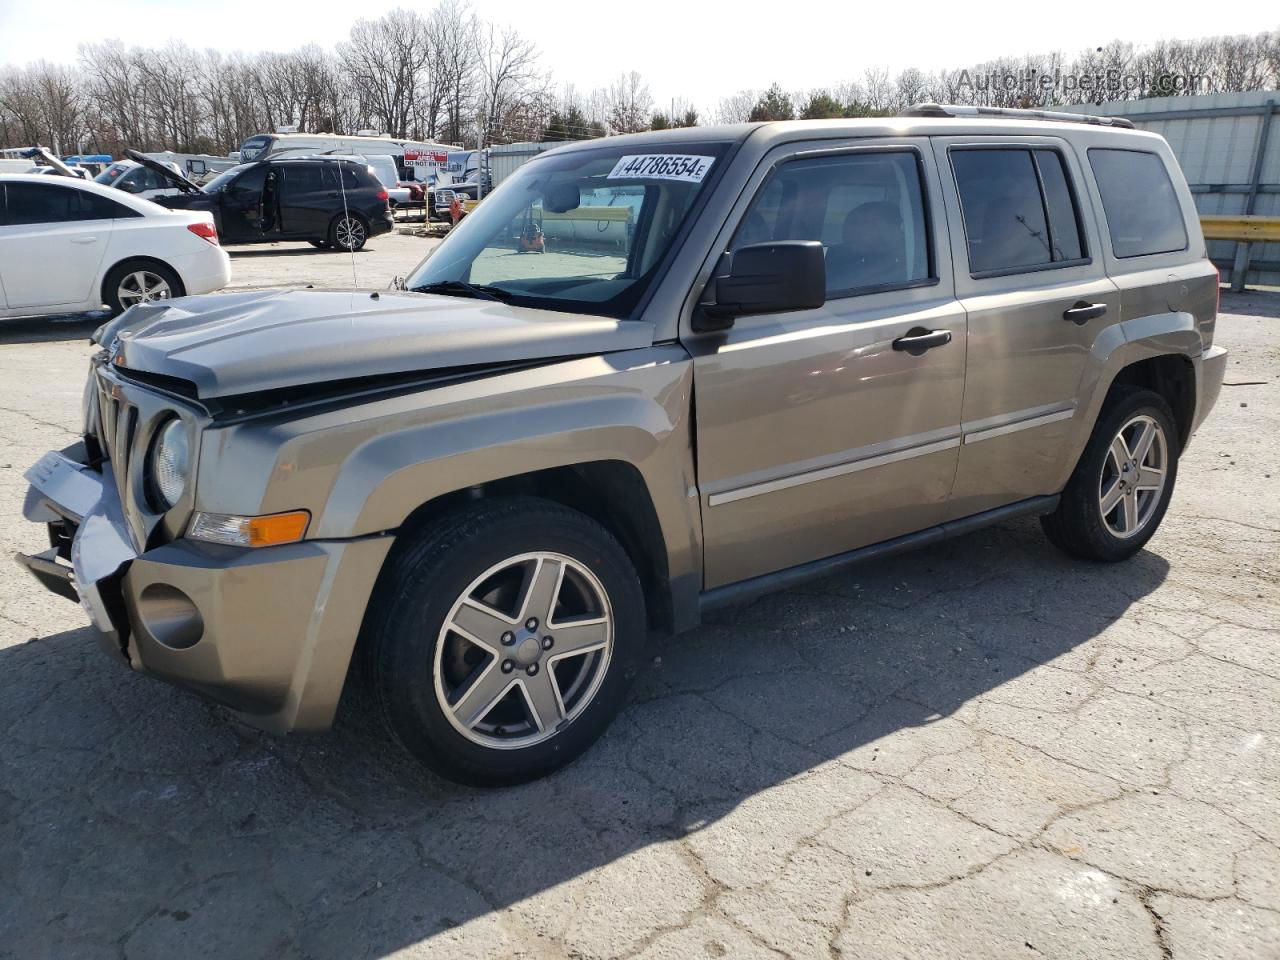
{"left": 608, "top": 155, "right": 715, "bottom": 183}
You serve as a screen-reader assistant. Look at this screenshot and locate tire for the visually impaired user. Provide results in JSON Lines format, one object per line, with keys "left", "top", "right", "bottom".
{"left": 1041, "top": 386, "right": 1180, "bottom": 562}
{"left": 308, "top": 240, "right": 331, "bottom": 250}
{"left": 364, "top": 497, "right": 646, "bottom": 786}
{"left": 329, "top": 213, "right": 368, "bottom": 252}
{"left": 102, "top": 260, "right": 185, "bottom": 316}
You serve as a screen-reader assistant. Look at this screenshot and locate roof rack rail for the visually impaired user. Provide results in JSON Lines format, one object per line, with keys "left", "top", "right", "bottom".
{"left": 903, "top": 103, "right": 1135, "bottom": 129}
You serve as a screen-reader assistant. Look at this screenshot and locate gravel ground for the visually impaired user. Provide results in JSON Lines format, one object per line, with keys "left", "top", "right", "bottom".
{"left": 0, "top": 255, "right": 1276, "bottom": 959}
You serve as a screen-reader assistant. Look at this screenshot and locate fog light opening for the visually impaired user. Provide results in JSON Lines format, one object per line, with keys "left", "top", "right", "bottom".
{"left": 137, "top": 584, "right": 204, "bottom": 650}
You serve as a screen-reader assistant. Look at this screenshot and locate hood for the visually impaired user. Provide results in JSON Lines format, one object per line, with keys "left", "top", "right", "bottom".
{"left": 20, "top": 146, "right": 80, "bottom": 179}
{"left": 96, "top": 289, "right": 656, "bottom": 399}
{"left": 126, "top": 149, "right": 201, "bottom": 193}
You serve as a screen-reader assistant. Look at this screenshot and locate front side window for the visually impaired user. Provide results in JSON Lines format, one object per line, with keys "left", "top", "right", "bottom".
{"left": 731, "top": 150, "right": 932, "bottom": 297}
{"left": 406, "top": 142, "right": 731, "bottom": 319}
{"left": 1088, "top": 148, "right": 1188, "bottom": 258}
{"left": 951, "top": 147, "right": 1086, "bottom": 275}
{"left": 223, "top": 165, "right": 267, "bottom": 203}
{"left": 202, "top": 163, "right": 253, "bottom": 194}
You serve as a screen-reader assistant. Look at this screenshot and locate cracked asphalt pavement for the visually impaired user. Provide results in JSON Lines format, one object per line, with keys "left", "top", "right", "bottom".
{"left": 0, "top": 250, "right": 1276, "bottom": 959}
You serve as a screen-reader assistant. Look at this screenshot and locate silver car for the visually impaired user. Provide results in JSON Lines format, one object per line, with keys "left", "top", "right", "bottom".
{"left": 19, "top": 106, "right": 1227, "bottom": 785}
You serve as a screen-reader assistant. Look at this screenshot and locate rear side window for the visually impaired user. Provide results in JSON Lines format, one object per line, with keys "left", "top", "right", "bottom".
{"left": 950, "top": 147, "right": 1087, "bottom": 275}
{"left": 320, "top": 163, "right": 367, "bottom": 191}
{"left": 280, "top": 164, "right": 326, "bottom": 195}
{"left": 2, "top": 182, "right": 139, "bottom": 225}
{"left": 732, "top": 150, "right": 933, "bottom": 297}
{"left": 1088, "top": 149, "right": 1188, "bottom": 258}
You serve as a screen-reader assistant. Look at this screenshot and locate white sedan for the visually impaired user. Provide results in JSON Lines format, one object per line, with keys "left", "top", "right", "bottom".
{"left": 0, "top": 174, "right": 231, "bottom": 319}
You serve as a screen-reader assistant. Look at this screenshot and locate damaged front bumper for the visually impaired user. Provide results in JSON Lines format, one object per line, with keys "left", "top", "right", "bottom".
{"left": 17, "top": 442, "right": 393, "bottom": 733}
{"left": 20, "top": 445, "right": 136, "bottom": 660}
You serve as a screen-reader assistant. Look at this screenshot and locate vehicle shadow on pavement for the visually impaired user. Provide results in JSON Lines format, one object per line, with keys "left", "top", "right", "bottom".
{"left": 0, "top": 516, "right": 1169, "bottom": 958}
{"left": 226, "top": 247, "right": 373, "bottom": 259}
{"left": 0, "top": 314, "right": 102, "bottom": 345}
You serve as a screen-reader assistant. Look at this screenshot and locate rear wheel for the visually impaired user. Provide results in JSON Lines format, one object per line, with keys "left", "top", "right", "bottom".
{"left": 1041, "top": 386, "right": 1179, "bottom": 562}
{"left": 365, "top": 498, "right": 645, "bottom": 786}
{"left": 103, "top": 261, "right": 184, "bottom": 315}
{"left": 329, "top": 214, "right": 368, "bottom": 252}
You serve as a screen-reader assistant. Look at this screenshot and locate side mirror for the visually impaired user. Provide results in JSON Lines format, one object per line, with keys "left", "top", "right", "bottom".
{"left": 694, "top": 241, "right": 826, "bottom": 331}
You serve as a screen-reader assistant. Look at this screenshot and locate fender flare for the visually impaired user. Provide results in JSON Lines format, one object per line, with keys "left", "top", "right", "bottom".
{"left": 1051, "top": 309, "right": 1201, "bottom": 490}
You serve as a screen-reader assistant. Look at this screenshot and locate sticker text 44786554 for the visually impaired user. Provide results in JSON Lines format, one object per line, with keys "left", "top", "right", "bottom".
{"left": 607, "top": 155, "right": 715, "bottom": 183}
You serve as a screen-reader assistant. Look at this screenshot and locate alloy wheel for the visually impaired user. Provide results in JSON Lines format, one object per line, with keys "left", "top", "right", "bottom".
{"left": 433, "top": 552, "right": 614, "bottom": 750}
{"left": 1098, "top": 413, "right": 1168, "bottom": 539}
{"left": 335, "top": 217, "right": 365, "bottom": 250}
{"left": 117, "top": 271, "right": 172, "bottom": 308}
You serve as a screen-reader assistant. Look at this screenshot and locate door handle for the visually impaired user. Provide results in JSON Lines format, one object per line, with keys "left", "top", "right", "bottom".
{"left": 70, "top": 236, "right": 98, "bottom": 245}
{"left": 1063, "top": 301, "right": 1107, "bottom": 325}
{"left": 892, "top": 327, "right": 952, "bottom": 356}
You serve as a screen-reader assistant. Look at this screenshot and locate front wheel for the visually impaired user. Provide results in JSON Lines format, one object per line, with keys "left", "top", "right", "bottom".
{"left": 1041, "top": 386, "right": 1179, "bottom": 562}
{"left": 329, "top": 214, "right": 367, "bottom": 252}
{"left": 365, "top": 498, "right": 645, "bottom": 786}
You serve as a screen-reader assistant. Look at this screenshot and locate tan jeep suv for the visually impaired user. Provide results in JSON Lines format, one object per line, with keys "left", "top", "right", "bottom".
{"left": 20, "top": 105, "right": 1227, "bottom": 784}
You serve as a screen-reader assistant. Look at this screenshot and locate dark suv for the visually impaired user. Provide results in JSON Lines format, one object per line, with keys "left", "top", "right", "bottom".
{"left": 133, "top": 152, "right": 394, "bottom": 251}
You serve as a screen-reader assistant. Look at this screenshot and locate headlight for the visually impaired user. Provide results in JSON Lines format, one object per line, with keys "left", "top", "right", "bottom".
{"left": 148, "top": 418, "right": 189, "bottom": 509}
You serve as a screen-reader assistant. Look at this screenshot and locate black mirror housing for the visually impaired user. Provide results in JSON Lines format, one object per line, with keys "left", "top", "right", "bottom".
{"left": 695, "top": 241, "right": 826, "bottom": 330}
{"left": 542, "top": 182, "right": 581, "bottom": 213}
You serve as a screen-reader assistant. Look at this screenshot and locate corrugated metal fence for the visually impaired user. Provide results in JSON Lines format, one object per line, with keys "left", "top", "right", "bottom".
{"left": 488, "top": 141, "right": 568, "bottom": 188}
{"left": 1076, "top": 92, "right": 1280, "bottom": 288}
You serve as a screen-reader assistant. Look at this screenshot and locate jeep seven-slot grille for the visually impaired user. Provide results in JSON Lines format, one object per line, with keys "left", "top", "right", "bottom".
{"left": 94, "top": 372, "right": 138, "bottom": 514}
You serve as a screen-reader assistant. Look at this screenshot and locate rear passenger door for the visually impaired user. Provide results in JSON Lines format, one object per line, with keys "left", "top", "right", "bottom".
{"left": 688, "top": 141, "right": 967, "bottom": 588}
{"left": 278, "top": 163, "right": 334, "bottom": 238}
{"left": 930, "top": 136, "right": 1121, "bottom": 517}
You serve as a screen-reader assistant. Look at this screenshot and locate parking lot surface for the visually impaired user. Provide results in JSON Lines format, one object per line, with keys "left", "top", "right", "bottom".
{"left": 0, "top": 245, "right": 1276, "bottom": 959}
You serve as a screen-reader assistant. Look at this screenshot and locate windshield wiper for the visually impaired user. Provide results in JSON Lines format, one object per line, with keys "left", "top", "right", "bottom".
{"left": 411, "top": 280, "right": 510, "bottom": 302}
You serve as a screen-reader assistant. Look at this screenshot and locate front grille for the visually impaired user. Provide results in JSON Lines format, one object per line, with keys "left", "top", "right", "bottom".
{"left": 90, "top": 364, "right": 196, "bottom": 551}
{"left": 95, "top": 375, "right": 138, "bottom": 510}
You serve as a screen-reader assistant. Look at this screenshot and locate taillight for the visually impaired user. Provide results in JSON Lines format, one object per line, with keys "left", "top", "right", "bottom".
{"left": 187, "top": 222, "right": 219, "bottom": 245}
{"left": 376, "top": 189, "right": 389, "bottom": 205}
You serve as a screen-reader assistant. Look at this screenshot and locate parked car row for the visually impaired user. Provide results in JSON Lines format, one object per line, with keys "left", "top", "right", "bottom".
{"left": 0, "top": 145, "right": 407, "bottom": 321}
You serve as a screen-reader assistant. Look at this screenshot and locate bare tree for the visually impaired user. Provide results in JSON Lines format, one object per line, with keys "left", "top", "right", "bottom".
{"left": 607, "top": 71, "right": 652, "bottom": 134}
{"left": 476, "top": 24, "right": 544, "bottom": 145}
{"left": 339, "top": 9, "right": 432, "bottom": 138}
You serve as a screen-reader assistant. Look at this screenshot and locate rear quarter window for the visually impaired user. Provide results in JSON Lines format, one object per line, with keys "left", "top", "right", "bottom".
{"left": 1088, "top": 148, "right": 1188, "bottom": 258}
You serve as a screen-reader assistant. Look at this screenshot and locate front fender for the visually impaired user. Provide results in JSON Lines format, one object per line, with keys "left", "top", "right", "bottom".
{"left": 206, "top": 346, "right": 701, "bottom": 600}
{"left": 1051, "top": 309, "right": 1202, "bottom": 490}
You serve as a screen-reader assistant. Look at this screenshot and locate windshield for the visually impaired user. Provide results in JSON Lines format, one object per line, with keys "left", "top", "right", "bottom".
{"left": 201, "top": 163, "right": 253, "bottom": 193}
{"left": 94, "top": 162, "right": 130, "bottom": 185}
{"left": 406, "top": 141, "right": 731, "bottom": 319}
{"left": 239, "top": 136, "right": 272, "bottom": 162}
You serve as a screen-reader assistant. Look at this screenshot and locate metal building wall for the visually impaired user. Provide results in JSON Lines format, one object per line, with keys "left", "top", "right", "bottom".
{"left": 488, "top": 142, "right": 569, "bottom": 187}
{"left": 1075, "top": 92, "right": 1280, "bottom": 287}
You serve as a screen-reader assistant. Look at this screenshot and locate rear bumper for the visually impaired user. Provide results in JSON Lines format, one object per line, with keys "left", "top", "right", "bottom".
{"left": 172, "top": 246, "right": 232, "bottom": 297}
{"left": 1192, "top": 344, "right": 1229, "bottom": 435}
{"left": 18, "top": 445, "right": 393, "bottom": 733}
{"left": 370, "top": 212, "right": 395, "bottom": 237}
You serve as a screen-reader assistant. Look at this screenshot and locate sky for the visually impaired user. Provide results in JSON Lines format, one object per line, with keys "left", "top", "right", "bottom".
{"left": 1, "top": 0, "right": 1277, "bottom": 111}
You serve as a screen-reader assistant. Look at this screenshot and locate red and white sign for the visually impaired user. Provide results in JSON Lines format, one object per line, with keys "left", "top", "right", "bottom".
{"left": 404, "top": 149, "right": 449, "bottom": 167}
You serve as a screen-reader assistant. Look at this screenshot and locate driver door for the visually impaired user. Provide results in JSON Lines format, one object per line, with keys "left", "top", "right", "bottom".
{"left": 685, "top": 141, "right": 968, "bottom": 588}
{"left": 217, "top": 164, "right": 270, "bottom": 243}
